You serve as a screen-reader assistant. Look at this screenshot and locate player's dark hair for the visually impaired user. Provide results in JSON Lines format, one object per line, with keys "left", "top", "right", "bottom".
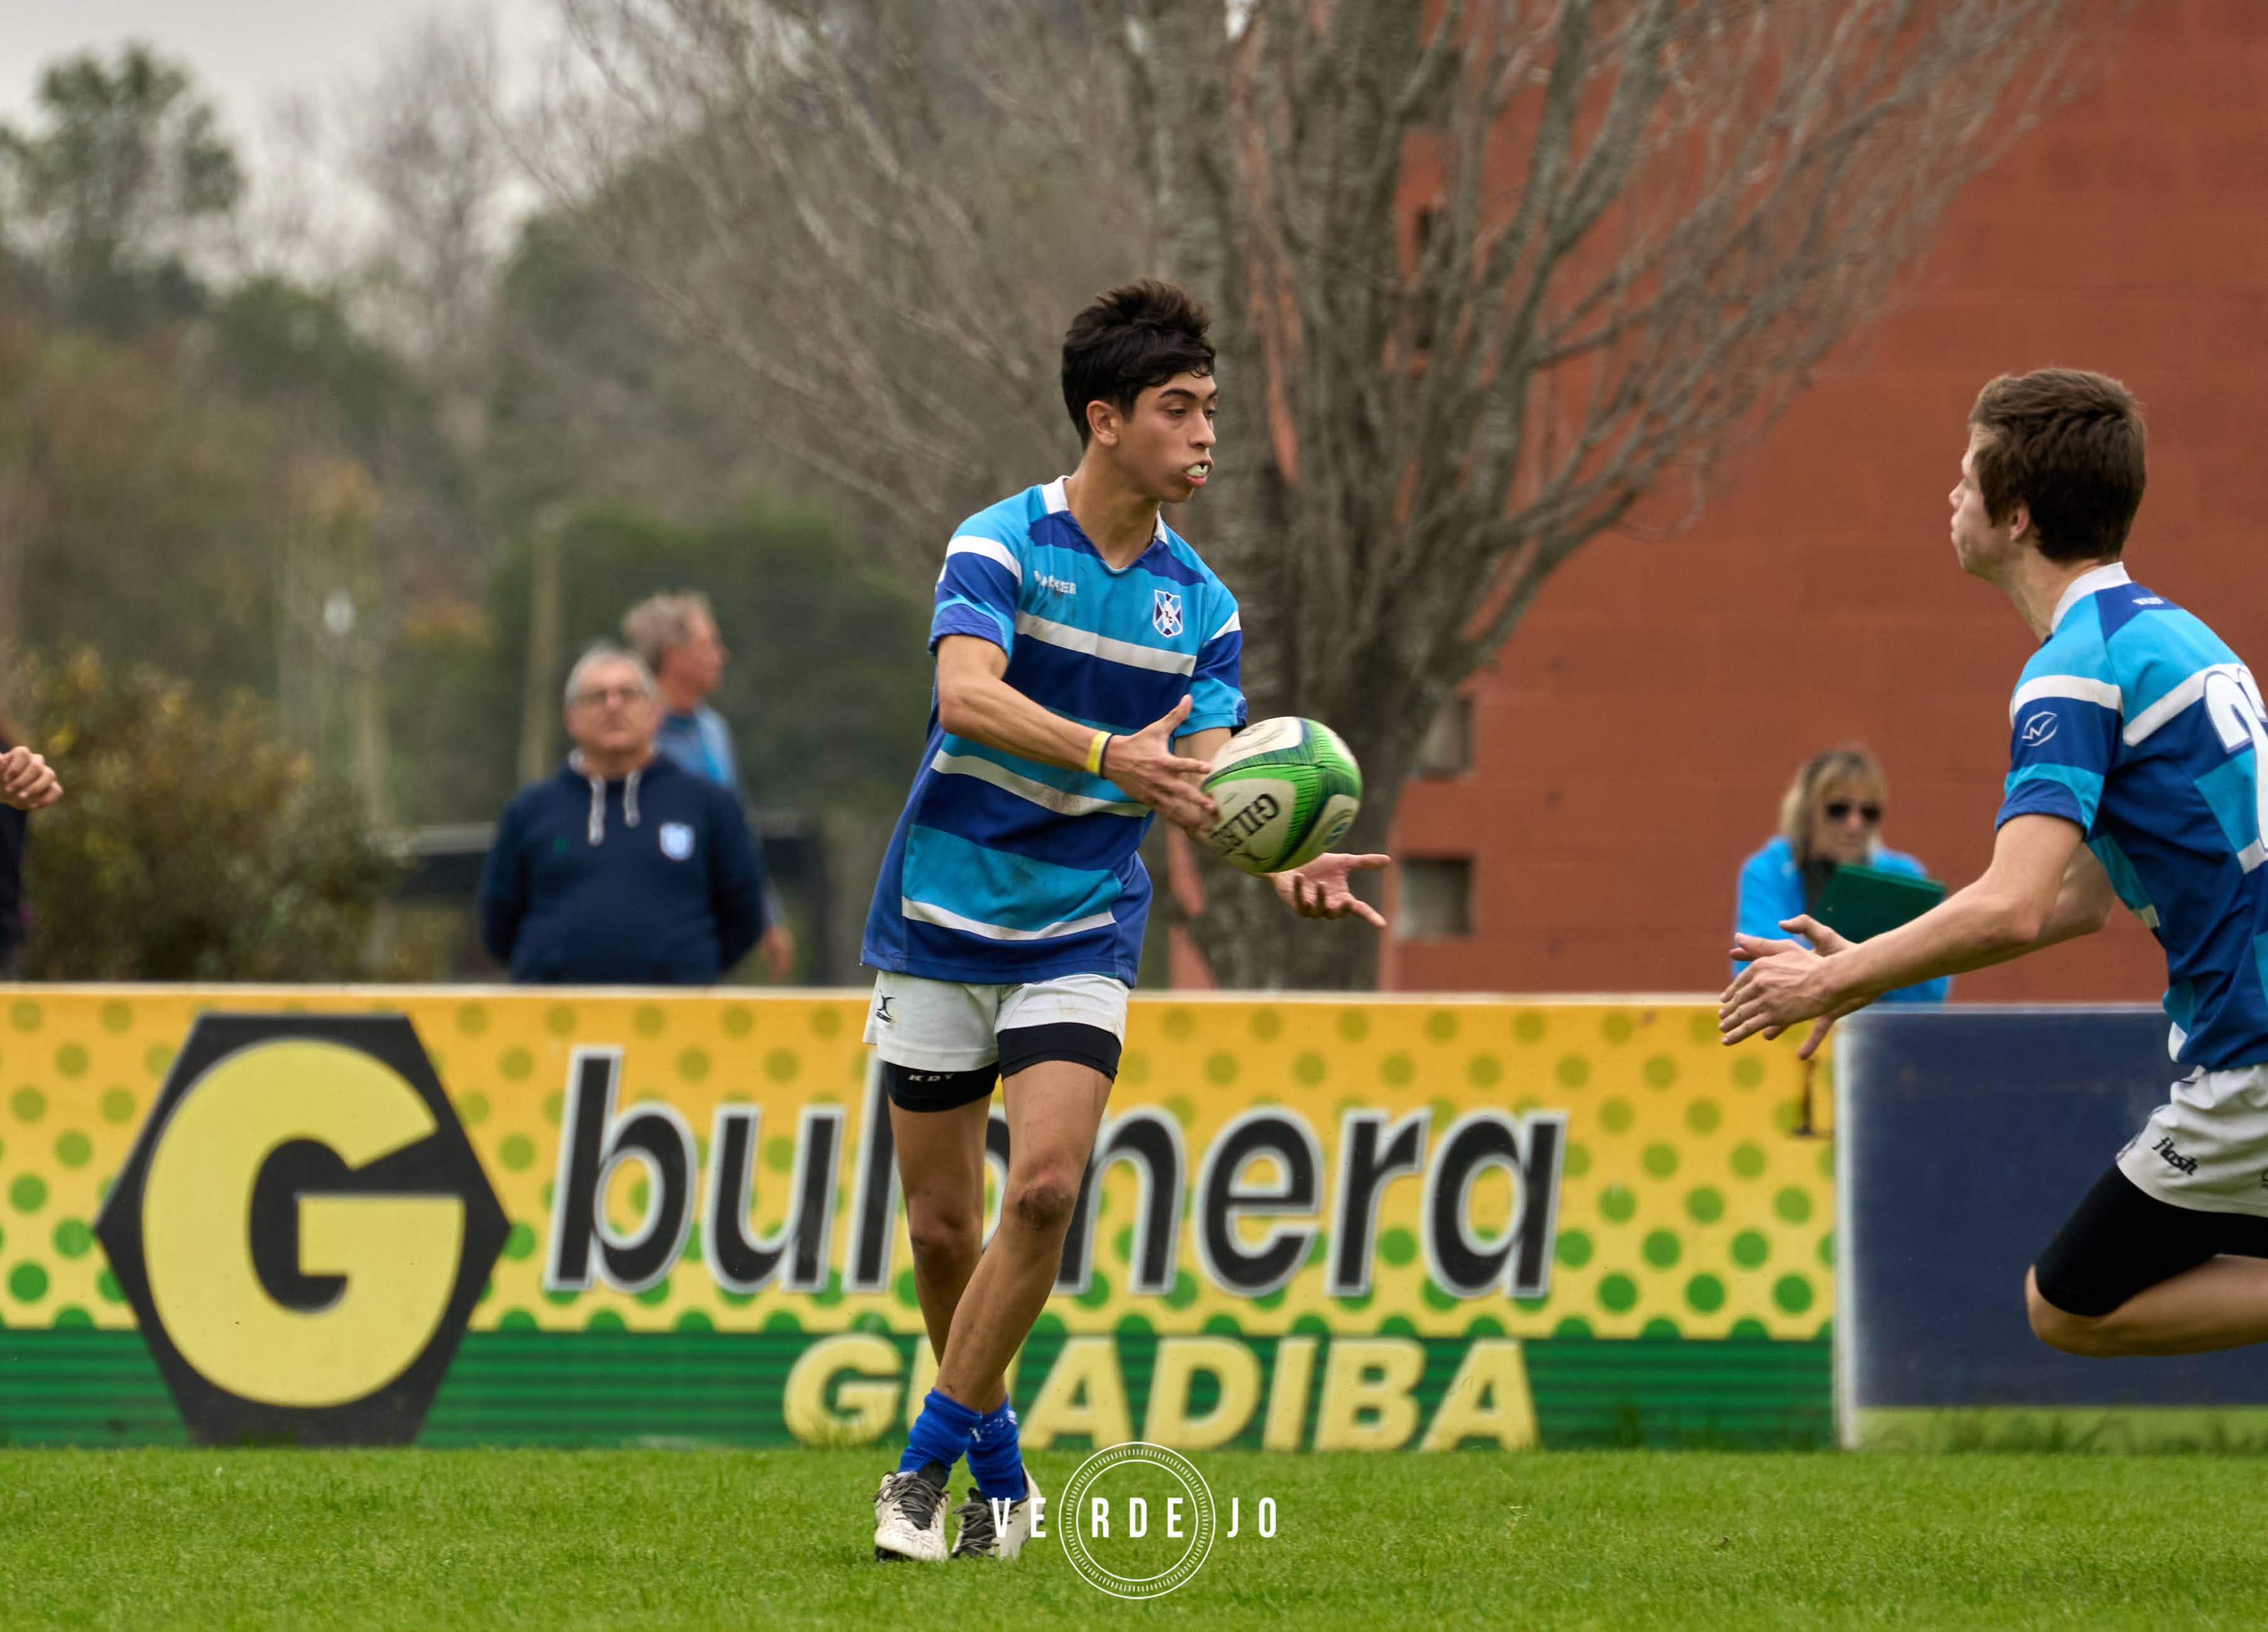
{"left": 1968, "top": 369, "right": 2147, "bottom": 565}
{"left": 1061, "top": 281, "right": 1214, "bottom": 446}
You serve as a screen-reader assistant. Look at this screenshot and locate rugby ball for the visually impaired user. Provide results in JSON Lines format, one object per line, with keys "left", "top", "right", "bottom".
{"left": 1199, "top": 717, "right": 1363, "bottom": 876}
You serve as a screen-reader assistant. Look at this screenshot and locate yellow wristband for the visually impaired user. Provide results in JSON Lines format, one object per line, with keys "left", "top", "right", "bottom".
{"left": 1086, "top": 731, "right": 1111, "bottom": 775}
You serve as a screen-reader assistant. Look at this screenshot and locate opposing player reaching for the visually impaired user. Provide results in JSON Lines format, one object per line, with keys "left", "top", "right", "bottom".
{"left": 861, "top": 282, "right": 1388, "bottom": 1562}
{"left": 1724, "top": 368, "right": 2268, "bottom": 1358}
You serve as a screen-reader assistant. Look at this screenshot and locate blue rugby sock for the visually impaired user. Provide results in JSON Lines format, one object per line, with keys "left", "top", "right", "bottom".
{"left": 966, "top": 1398, "right": 1026, "bottom": 1502}
{"left": 899, "top": 1388, "right": 981, "bottom": 1478}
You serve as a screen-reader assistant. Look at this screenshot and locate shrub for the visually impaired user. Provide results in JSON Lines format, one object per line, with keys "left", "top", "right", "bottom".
{"left": 21, "top": 650, "right": 400, "bottom": 980}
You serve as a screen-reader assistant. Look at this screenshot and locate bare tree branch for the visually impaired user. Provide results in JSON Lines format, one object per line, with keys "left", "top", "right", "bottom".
{"left": 525, "top": 0, "right": 1142, "bottom": 575}
{"left": 541, "top": 0, "right": 2126, "bottom": 987}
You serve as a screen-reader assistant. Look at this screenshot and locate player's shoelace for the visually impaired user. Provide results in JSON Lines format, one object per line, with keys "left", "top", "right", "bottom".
{"left": 950, "top": 1491, "right": 996, "bottom": 1557}
{"left": 886, "top": 1468, "right": 946, "bottom": 1531}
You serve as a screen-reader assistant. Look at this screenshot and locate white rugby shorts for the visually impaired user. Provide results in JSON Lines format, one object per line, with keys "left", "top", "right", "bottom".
{"left": 861, "top": 970, "right": 1130, "bottom": 1073}
{"left": 2115, "top": 1063, "right": 2268, "bottom": 1217}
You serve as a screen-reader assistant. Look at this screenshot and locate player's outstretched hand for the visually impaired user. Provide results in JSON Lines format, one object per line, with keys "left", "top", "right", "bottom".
{"left": 1720, "top": 944, "right": 1828, "bottom": 1047}
{"left": 1728, "top": 914, "right": 1854, "bottom": 967}
{"left": 1273, "top": 853, "right": 1391, "bottom": 928}
{"left": 1777, "top": 914, "right": 1854, "bottom": 955}
{"left": 1720, "top": 936, "right": 1873, "bottom": 1061}
{"left": 0, "top": 747, "right": 62, "bottom": 811}
{"left": 1724, "top": 916, "right": 1867, "bottom": 1060}
{"left": 1103, "top": 695, "right": 1217, "bottom": 832}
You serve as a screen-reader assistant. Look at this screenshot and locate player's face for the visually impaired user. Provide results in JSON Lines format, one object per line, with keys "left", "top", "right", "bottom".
{"left": 1119, "top": 373, "right": 1218, "bottom": 503}
{"left": 1949, "top": 427, "right": 2013, "bottom": 579}
{"left": 1810, "top": 779, "right": 1882, "bottom": 865}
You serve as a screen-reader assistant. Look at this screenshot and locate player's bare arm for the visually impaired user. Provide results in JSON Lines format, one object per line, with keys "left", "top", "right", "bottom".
{"left": 1733, "top": 840, "right": 2114, "bottom": 973}
{"left": 0, "top": 746, "right": 61, "bottom": 811}
{"left": 934, "top": 634, "right": 1216, "bottom": 829}
{"left": 1721, "top": 814, "right": 2110, "bottom": 1051}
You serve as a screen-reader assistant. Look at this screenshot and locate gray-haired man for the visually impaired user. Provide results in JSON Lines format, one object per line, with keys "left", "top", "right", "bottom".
{"left": 624, "top": 592, "right": 796, "bottom": 980}
{"left": 477, "top": 643, "right": 768, "bottom": 984}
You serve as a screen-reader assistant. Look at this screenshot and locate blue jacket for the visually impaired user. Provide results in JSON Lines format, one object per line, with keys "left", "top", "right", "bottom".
{"left": 478, "top": 754, "right": 766, "bottom": 984}
{"left": 656, "top": 705, "right": 739, "bottom": 791}
{"left": 657, "top": 703, "right": 789, "bottom": 933}
{"left": 1731, "top": 835, "right": 1950, "bottom": 1004}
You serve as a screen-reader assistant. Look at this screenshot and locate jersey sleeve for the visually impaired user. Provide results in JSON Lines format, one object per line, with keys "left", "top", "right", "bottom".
{"left": 1185, "top": 586, "right": 1247, "bottom": 735}
{"left": 929, "top": 525, "right": 1023, "bottom": 655}
{"left": 1997, "top": 669, "right": 2122, "bottom": 833}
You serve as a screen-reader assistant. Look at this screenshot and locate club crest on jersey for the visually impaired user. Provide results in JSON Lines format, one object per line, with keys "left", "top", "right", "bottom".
{"left": 1152, "top": 590, "right": 1184, "bottom": 637}
{"left": 658, "top": 822, "right": 695, "bottom": 860}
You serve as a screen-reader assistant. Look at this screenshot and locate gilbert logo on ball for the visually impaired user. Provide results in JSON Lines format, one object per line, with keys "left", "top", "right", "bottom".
{"left": 1199, "top": 717, "right": 1363, "bottom": 875}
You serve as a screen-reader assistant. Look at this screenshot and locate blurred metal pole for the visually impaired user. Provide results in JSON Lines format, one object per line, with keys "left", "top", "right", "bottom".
{"left": 516, "top": 507, "right": 565, "bottom": 787}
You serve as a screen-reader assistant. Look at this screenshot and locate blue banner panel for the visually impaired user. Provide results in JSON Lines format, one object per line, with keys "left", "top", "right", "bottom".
{"left": 1838, "top": 1005, "right": 2268, "bottom": 1445}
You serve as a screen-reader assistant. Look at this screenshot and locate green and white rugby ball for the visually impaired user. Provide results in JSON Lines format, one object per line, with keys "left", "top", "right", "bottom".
{"left": 1199, "top": 717, "right": 1363, "bottom": 876}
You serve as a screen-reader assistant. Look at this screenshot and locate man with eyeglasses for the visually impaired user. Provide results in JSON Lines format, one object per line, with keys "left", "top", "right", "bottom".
{"left": 1731, "top": 745, "right": 1949, "bottom": 1004}
{"left": 477, "top": 642, "right": 769, "bottom": 985}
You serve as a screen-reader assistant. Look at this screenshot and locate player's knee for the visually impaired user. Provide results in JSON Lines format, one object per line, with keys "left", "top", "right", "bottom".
{"left": 904, "top": 1204, "right": 980, "bottom": 1269}
{"left": 2025, "top": 1267, "right": 2118, "bottom": 1355}
{"left": 1006, "top": 1171, "right": 1081, "bottom": 1235}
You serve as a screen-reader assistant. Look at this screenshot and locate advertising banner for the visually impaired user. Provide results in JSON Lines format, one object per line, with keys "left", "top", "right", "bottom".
{"left": 0, "top": 990, "right": 1831, "bottom": 1449}
{"left": 1839, "top": 1005, "right": 2268, "bottom": 1450}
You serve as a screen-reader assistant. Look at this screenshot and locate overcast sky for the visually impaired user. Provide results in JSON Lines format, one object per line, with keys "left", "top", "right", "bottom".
{"left": 1, "top": 1, "right": 550, "bottom": 145}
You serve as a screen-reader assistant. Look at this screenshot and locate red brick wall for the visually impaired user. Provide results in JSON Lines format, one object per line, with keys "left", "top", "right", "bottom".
{"left": 1377, "top": 4, "right": 2268, "bottom": 1000}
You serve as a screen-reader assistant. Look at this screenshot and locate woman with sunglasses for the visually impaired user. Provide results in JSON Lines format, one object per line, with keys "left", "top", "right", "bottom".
{"left": 1730, "top": 746, "right": 1949, "bottom": 1002}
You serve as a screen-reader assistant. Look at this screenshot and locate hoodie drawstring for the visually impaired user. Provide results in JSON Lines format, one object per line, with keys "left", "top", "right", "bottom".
{"left": 575, "top": 760, "right": 645, "bottom": 845}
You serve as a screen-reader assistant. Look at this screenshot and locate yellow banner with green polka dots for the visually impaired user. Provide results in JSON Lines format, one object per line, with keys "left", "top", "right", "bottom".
{"left": 0, "top": 989, "right": 1834, "bottom": 1450}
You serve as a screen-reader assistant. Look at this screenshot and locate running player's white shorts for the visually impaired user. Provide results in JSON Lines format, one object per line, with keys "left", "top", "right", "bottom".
{"left": 861, "top": 970, "right": 1130, "bottom": 1073}
{"left": 2115, "top": 1063, "right": 2268, "bottom": 1217}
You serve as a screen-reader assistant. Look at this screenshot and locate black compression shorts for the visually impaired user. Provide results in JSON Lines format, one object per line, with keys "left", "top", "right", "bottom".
{"left": 2032, "top": 1164, "right": 2268, "bottom": 1317}
{"left": 881, "top": 1022, "right": 1122, "bottom": 1114}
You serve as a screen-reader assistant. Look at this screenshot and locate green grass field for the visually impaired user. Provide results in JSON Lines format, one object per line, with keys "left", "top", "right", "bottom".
{"left": 3, "top": 1448, "right": 2267, "bottom": 1630}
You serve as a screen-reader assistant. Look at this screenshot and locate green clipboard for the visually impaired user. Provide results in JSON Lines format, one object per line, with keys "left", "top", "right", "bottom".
{"left": 1811, "top": 862, "right": 1947, "bottom": 943}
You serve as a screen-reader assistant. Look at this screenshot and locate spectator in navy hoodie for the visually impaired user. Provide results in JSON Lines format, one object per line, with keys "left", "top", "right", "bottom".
{"left": 479, "top": 643, "right": 767, "bottom": 984}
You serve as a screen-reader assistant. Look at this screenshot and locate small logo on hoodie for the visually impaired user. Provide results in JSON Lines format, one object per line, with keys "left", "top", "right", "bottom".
{"left": 658, "top": 822, "right": 695, "bottom": 861}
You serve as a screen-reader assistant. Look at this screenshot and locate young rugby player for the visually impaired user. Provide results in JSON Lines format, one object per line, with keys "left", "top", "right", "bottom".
{"left": 1723, "top": 368, "right": 2268, "bottom": 1359}
{"left": 863, "top": 281, "right": 1389, "bottom": 1560}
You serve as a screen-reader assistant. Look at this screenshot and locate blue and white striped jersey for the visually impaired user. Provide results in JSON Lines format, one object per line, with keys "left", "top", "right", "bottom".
{"left": 1998, "top": 562, "right": 2268, "bottom": 1069}
{"left": 861, "top": 478, "right": 1246, "bottom": 985}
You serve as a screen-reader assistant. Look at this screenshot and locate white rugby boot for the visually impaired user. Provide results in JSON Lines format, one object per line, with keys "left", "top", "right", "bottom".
{"left": 950, "top": 1467, "right": 1042, "bottom": 1560}
{"left": 872, "top": 1461, "right": 951, "bottom": 1562}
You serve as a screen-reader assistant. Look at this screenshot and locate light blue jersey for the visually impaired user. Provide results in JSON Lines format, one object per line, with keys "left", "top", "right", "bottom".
{"left": 1998, "top": 562, "right": 2268, "bottom": 1069}
{"left": 861, "top": 479, "right": 1246, "bottom": 985}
